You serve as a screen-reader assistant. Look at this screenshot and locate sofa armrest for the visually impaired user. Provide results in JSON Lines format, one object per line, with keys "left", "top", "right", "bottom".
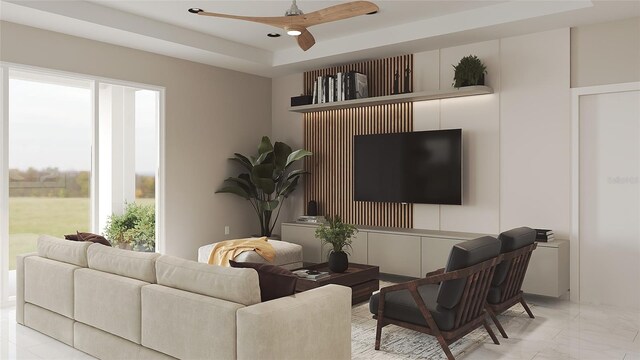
{"left": 236, "top": 284, "right": 352, "bottom": 360}
{"left": 16, "top": 252, "right": 38, "bottom": 325}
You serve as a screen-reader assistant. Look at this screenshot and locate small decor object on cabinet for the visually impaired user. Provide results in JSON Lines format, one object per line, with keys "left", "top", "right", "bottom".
{"left": 452, "top": 54, "right": 487, "bottom": 88}
{"left": 403, "top": 66, "right": 412, "bottom": 93}
{"left": 315, "top": 215, "right": 358, "bottom": 273}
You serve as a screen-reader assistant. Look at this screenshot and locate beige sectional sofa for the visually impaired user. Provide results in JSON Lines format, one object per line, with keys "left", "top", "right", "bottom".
{"left": 17, "top": 236, "right": 352, "bottom": 360}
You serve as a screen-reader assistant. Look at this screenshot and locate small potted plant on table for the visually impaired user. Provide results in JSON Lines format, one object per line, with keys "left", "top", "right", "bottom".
{"left": 315, "top": 215, "right": 358, "bottom": 273}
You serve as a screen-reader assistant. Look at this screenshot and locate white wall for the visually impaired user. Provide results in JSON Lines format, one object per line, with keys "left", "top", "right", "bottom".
{"left": 0, "top": 21, "right": 272, "bottom": 260}
{"left": 571, "top": 17, "right": 640, "bottom": 88}
{"left": 271, "top": 73, "right": 304, "bottom": 236}
{"left": 412, "top": 28, "right": 570, "bottom": 237}
{"left": 271, "top": 28, "right": 571, "bottom": 239}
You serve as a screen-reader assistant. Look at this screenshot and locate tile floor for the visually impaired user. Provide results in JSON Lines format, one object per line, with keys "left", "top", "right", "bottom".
{"left": 1, "top": 295, "right": 639, "bottom": 359}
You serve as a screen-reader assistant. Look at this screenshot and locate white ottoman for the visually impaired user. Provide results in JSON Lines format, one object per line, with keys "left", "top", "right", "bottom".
{"left": 198, "top": 240, "right": 303, "bottom": 270}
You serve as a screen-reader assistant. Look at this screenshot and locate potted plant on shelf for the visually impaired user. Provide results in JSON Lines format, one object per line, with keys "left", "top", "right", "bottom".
{"left": 315, "top": 215, "right": 358, "bottom": 273}
{"left": 216, "top": 136, "right": 312, "bottom": 237}
{"left": 452, "top": 55, "right": 487, "bottom": 88}
{"left": 103, "top": 202, "right": 155, "bottom": 251}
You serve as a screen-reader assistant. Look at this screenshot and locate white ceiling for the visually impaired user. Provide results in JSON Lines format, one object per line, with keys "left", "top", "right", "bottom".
{"left": 1, "top": 1, "right": 639, "bottom": 77}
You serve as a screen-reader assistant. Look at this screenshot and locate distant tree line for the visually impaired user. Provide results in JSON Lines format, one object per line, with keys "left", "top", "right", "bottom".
{"left": 9, "top": 168, "right": 154, "bottom": 198}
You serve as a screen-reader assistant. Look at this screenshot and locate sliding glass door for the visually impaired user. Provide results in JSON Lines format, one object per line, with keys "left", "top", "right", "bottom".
{"left": 7, "top": 70, "right": 92, "bottom": 298}
{"left": 0, "top": 65, "right": 164, "bottom": 305}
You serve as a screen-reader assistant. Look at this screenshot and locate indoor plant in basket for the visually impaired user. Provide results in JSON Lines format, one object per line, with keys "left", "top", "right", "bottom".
{"left": 452, "top": 54, "right": 487, "bottom": 88}
{"left": 315, "top": 215, "right": 358, "bottom": 273}
{"left": 216, "top": 136, "right": 312, "bottom": 237}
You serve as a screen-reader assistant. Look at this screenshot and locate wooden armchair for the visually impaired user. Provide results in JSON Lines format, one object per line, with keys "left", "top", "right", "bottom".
{"left": 369, "top": 236, "right": 503, "bottom": 360}
{"left": 485, "top": 227, "right": 537, "bottom": 338}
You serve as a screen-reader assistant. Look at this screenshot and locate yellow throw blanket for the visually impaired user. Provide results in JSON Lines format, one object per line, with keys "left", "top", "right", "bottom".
{"left": 208, "top": 237, "right": 275, "bottom": 266}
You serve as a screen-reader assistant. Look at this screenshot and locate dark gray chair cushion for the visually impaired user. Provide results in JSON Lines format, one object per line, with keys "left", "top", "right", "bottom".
{"left": 491, "top": 227, "right": 536, "bottom": 288}
{"left": 369, "top": 284, "right": 457, "bottom": 331}
{"left": 437, "top": 236, "right": 501, "bottom": 309}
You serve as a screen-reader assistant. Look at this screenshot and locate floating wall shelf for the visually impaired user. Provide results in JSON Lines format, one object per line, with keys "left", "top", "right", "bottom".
{"left": 288, "top": 85, "right": 493, "bottom": 113}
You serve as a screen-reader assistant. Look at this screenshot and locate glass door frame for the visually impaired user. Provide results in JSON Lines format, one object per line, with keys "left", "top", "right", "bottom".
{"left": 0, "top": 62, "right": 166, "bottom": 306}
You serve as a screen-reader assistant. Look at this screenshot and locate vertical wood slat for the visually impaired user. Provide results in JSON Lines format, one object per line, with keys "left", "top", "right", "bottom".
{"left": 303, "top": 55, "right": 413, "bottom": 228}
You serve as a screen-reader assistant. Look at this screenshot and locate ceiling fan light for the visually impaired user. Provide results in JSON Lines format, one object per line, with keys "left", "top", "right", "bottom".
{"left": 285, "top": 25, "right": 304, "bottom": 36}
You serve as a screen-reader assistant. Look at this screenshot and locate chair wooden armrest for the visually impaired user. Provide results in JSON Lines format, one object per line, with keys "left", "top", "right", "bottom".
{"left": 425, "top": 268, "right": 445, "bottom": 277}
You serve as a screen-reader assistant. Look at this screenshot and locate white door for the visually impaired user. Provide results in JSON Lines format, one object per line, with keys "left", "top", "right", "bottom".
{"left": 579, "top": 89, "right": 640, "bottom": 309}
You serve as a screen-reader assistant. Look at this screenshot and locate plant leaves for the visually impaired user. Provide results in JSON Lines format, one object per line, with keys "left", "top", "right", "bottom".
{"left": 230, "top": 154, "right": 252, "bottom": 171}
{"left": 258, "top": 136, "right": 274, "bottom": 155}
{"left": 223, "top": 176, "right": 257, "bottom": 197}
{"left": 286, "top": 169, "right": 308, "bottom": 180}
{"left": 215, "top": 185, "right": 250, "bottom": 200}
{"left": 264, "top": 199, "right": 279, "bottom": 211}
{"left": 273, "top": 142, "right": 293, "bottom": 172}
{"left": 279, "top": 176, "right": 300, "bottom": 198}
{"left": 285, "top": 149, "right": 312, "bottom": 168}
{"left": 251, "top": 163, "right": 276, "bottom": 194}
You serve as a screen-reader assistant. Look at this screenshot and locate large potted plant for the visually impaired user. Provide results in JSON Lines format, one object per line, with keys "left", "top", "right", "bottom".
{"left": 315, "top": 215, "right": 358, "bottom": 273}
{"left": 452, "top": 55, "right": 487, "bottom": 88}
{"left": 103, "top": 202, "right": 155, "bottom": 251}
{"left": 216, "top": 136, "right": 311, "bottom": 237}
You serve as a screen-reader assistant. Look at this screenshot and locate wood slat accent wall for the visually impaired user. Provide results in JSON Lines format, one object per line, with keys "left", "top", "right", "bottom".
{"left": 303, "top": 55, "right": 414, "bottom": 228}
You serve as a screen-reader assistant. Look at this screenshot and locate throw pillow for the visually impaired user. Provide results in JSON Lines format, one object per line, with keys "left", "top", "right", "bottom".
{"left": 64, "top": 232, "right": 111, "bottom": 247}
{"left": 229, "top": 260, "right": 297, "bottom": 302}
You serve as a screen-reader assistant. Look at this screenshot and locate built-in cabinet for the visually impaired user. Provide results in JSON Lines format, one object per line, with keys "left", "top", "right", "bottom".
{"left": 282, "top": 222, "right": 570, "bottom": 297}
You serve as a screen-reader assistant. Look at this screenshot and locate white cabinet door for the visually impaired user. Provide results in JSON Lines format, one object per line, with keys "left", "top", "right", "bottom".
{"left": 368, "top": 233, "right": 421, "bottom": 277}
{"left": 421, "top": 237, "right": 465, "bottom": 275}
{"left": 281, "top": 225, "right": 321, "bottom": 263}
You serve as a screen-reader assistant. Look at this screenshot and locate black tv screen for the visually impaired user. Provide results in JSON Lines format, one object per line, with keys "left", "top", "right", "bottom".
{"left": 353, "top": 129, "right": 462, "bottom": 205}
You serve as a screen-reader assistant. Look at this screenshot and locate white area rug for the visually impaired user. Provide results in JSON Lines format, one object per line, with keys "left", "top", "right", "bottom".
{"left": 351, "top": 282, "right": 532, "bottom": 359}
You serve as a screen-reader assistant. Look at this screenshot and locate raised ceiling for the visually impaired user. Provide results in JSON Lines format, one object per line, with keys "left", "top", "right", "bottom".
{"left": 1, "top": 1, "right": 639, "bottom": 77}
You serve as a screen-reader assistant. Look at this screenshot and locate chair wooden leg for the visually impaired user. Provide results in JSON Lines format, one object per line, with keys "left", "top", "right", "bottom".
{"left": 435, "top": 335, "right": 455, "bottom": 360}
{"left": 483, "top": 320, "right": 500, "bottom": 345}
{"left": 374, "top": 318, "right": 382, "bottom": 350}
{"left": 520, "top": 298, "right": 535, "bottom": 319}
{"left": 486, "top": 307, "right": 508, "bottom": 339}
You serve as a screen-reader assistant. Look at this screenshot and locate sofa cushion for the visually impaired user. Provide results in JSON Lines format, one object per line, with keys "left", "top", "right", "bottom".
{"left": 197, "top": 240, "right": 303, "bottom": 267}
{"left": 155, "top": 255, "right": 261, "bottom": 306}
{"left": 437, "top": 236, "right": 501, "bottom": 309}
{"left": 491, "top": 227, "right": 536, "bottom": 287}
{"left": 75, "top": 268, "right": 149, "bottom": 344}
{"left": 141, "top": 284, "right": 243, "bottom": 360}
{"left": 369, "top": 284, "right": 457, "bottom": 331}
{"left": 37, "top": 235, "right": 91, "bottom": 267}
{"left": 24, "top": 256, "right": 79, "bottom": 318}
{"left": 87, "top": 244, "right": 160, "bottom": 283}
{"left": 65, "top": 232, "right": 112, "bottom": 247}
{"left": 229, "top": 260, "right": 297, "bottom": 301}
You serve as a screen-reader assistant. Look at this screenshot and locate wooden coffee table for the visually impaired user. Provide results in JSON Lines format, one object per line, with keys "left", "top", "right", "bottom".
{"left": 294, "top": 263, "right": 379, "bottom": 304}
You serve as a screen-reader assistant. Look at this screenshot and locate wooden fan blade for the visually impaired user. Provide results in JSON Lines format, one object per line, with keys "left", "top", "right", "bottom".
{"left": 197, "top": 10, "right": 290, "bottom": 29}
{"left": 297, "top": 29, "right": 316, "bottom": 51}
{"left": 300, "top": 1, "right": 379, "bottom": 27}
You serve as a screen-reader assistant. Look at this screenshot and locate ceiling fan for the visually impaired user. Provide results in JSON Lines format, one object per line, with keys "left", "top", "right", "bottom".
{"left": 188, "top": 0, "right": 379, "bottom": 51}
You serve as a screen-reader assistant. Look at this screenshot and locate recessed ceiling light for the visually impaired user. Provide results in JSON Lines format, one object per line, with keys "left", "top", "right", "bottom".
{"left": 286, "top": 29, "right": 302, "bottom": 36}
{"left": 267, "top": 33, "right": 282, "bottom": 38}
{"left": 188, "top": 8, "right": 203, "bottom": 14}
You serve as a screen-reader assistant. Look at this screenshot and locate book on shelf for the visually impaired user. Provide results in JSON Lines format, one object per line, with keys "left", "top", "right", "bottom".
{"left": 310, "top": 72, "right": 370, "bottom": 104}
{"left": 534, "top": 228, "right": 555, "bottom": 242}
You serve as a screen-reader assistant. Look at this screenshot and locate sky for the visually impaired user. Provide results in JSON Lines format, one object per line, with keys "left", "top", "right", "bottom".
{"left": 8, "top": 76, "right": 158, "bottom": 175}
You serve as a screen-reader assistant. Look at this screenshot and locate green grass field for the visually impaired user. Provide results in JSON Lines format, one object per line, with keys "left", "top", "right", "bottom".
{"left": 8, "top": 197, "right": 154, "bottom": 270}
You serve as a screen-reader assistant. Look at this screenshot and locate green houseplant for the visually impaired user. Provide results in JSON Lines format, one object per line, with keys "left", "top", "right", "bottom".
{"left": 216, "top": 136, "right": 312, "bottom": 237}
{"left": 103, "top": 202, "right": 155, "bottom": 251}
{"left": 315, "top": 215, "right": 358, "bottom": 273}
{"left": 452, "top": 55, "right": 487, "bottom": 88}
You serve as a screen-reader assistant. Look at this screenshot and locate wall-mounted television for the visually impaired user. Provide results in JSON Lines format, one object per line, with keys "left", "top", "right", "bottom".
{"left": 353, "top": 129, "right": 462, "bottom": 205}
